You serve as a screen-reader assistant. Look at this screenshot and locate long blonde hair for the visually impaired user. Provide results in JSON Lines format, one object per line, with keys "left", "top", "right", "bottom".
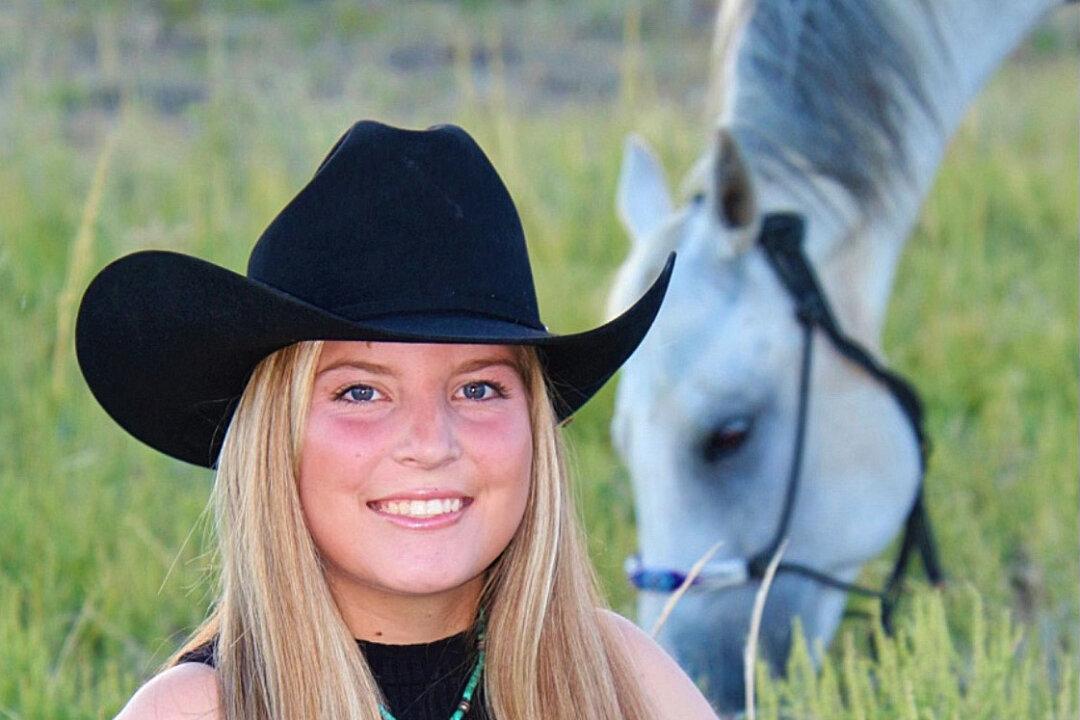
{"left": 169, "top": 340, "right": 653, "bottom": 719}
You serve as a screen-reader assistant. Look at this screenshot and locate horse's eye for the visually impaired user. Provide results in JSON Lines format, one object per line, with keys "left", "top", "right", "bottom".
{"left": 690, "top": 191, "right": 706, "bottom": 205}
{"left": 700, "top": 416, "right": 752, "bottom": 464}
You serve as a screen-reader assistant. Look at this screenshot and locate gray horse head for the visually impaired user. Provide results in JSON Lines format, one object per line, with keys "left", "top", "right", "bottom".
{"left": 608, "top": 0, "right": 1063, "bottom": 712}
{"left": 611, "top": 132, "right": 922, "bottom": 708}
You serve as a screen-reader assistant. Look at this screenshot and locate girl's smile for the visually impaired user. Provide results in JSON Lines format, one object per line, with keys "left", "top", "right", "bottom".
{"left": 367, "top": 490, "right": 474, "bottom": 528}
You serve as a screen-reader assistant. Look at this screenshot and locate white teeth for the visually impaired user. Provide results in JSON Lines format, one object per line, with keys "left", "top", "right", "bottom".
{"left": 377, "top": 498, "right": 465, "bottom": 518}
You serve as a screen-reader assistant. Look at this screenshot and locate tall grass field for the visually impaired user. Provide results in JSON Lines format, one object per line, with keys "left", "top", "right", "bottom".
{"left": 0, "top": 2, "right": 1076, "bottom": 717}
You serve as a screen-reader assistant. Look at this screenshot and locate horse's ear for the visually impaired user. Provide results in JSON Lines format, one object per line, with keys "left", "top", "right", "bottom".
{"left": 714, "top": 127, "right": 756, "bottom": 230}
{"left": 617, "top": 134, "right": 674, "bottom": 245}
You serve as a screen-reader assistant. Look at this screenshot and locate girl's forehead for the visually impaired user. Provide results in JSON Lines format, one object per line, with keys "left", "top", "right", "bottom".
{"left": 315, "top": 340, "right": 524, "bottom": 371}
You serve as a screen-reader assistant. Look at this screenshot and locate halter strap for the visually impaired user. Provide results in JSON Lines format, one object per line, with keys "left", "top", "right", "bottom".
{"left": 756, "top": 214, "right": 930, "bottom": 473}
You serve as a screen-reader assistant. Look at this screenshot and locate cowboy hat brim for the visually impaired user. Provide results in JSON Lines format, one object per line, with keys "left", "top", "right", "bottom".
{"left": 75, "top": 249, "right": 675, "bottom": 469}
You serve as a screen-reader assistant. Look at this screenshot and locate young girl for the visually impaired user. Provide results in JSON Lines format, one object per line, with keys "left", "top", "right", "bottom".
{"left": 77, "top": 120, "right": 717, "bottom": 719}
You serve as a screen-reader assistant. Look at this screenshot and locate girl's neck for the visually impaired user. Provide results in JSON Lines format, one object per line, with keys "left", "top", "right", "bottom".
{"left": 328, "top": 572, "right": 484, "bottom": 645}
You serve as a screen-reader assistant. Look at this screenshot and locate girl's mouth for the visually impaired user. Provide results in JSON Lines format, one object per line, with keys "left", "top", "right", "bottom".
{"left": 369, "top": 497, "right": 469, "bottom": 518}
{"left": 367, "top": 494, "right": 474, "bottom": 528}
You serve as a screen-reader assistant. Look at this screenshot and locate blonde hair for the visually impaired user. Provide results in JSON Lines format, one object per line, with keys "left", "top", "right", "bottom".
{"left": 169, "top": 340, "right": 653, "bottom": 719}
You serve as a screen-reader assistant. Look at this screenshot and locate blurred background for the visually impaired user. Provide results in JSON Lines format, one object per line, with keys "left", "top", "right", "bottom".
{"left": 0, "top": 1, "right": 1076, "bottom": 716}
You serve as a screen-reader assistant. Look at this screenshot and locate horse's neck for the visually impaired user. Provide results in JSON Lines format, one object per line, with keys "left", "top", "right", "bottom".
{"left": 896, "top": 0, "right": 1060, "bottom": 196}
{"left": 727, "top": 0, "right": 1061, "bottom": 348}
{"left": 931, "top": 1, "right": 1061, "bottom": 112}
{"left": 856, "top": 0, "right": 1058, "bottom": 347}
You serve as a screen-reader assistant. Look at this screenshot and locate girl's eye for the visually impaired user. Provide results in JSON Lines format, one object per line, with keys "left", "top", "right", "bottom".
{"left": 459, "top": 380, "right": 508, "bottom": 401}
{"left": 337, "top": 384, "right": 382, "bottom": 403}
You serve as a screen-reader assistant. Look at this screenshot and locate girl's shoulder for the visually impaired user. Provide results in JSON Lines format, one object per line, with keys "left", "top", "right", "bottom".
{"left": 598, "top": 609, "right": 720, "bottom": 720}
{"left": 113, "top": 662, "right": 221, "bottom": 720}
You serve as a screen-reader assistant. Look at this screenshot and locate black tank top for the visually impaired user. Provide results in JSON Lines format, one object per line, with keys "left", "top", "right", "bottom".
{"left": 178, "top": 630, "right": 491, "bottom": 720}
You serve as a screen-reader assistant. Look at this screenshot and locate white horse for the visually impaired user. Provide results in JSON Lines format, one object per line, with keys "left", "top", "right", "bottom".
{"left": 607, "top": 0, "right": 1068, "bottom": 711}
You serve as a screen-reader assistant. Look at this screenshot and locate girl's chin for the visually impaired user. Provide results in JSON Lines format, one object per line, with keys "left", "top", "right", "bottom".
{"left": 348, "top": 565, "right": 488, "bottom": 600}
{"left": 375, "top": 569, "right": 486, "bottom": 595}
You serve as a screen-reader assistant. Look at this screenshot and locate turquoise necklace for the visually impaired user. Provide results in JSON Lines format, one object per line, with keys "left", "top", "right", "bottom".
{"left": 377, "top": 612, "right": 486, "bottom": 720}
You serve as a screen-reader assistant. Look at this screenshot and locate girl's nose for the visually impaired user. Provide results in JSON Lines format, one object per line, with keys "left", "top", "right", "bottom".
{"left": 391, "top": 392, "right": 462, "bottom": 469}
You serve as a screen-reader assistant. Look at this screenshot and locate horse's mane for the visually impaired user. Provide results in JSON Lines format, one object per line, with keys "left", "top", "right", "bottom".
{"left": 710, "top": 0, "right": 947, "bottom": 210}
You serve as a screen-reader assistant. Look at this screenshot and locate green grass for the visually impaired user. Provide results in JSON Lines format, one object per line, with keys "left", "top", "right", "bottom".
{"left": 0, "top": 2, "right": 1075, "bottom": 717}
{"left": 753, "top": 588, "right": 1077, "bottom": 719}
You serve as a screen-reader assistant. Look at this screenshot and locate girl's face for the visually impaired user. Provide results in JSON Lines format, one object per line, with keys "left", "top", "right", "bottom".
{"left": 299, "top": 341, "right": 533, "bottom": 613}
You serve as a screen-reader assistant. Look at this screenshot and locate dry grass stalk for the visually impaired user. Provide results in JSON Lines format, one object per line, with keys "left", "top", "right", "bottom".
{"left": 744, "top": 538, "right": 788, "bottom": 720}
{"left": 51, "top": 125, "right": 121, "bottom": 398}
{"left": 47, "top": 586, "right": 97, "bottom": 689}
{"left": 649, "top": 540, "right": 725, "bottom": 638}
{"left": 452, "top": 27, "right": 476, "bottom": 106}
{"left": 619, "top": 2, "right": 642, "bottom": 111}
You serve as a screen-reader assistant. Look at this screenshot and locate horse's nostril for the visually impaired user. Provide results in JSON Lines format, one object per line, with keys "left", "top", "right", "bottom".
{"left": 700, "top": 417, "right": 752, "bottom": 464}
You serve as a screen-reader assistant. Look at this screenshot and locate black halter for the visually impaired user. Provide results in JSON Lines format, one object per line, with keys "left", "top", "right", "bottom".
{"left": 626, "top": 212, "right": 944, "bottom": 634}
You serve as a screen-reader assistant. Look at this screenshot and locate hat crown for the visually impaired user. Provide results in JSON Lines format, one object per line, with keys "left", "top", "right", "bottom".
{"left": 247, "top": 121, "right": 543, "bottom": 328}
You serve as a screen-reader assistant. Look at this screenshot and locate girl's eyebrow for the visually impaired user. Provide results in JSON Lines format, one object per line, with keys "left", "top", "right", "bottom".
{"left": 454, "top": 357, "right": 521, "bottom": 375}
{"left": 316, "top": 357, "right": 520, "bottom": 378}
{"left": 317, "top": 359, "right": 394, "bottom": 377}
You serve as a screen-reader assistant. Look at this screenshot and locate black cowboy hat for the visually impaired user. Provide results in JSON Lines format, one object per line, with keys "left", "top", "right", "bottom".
{"left": 75, "top": 120, "right": 675, "bottom": 469}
